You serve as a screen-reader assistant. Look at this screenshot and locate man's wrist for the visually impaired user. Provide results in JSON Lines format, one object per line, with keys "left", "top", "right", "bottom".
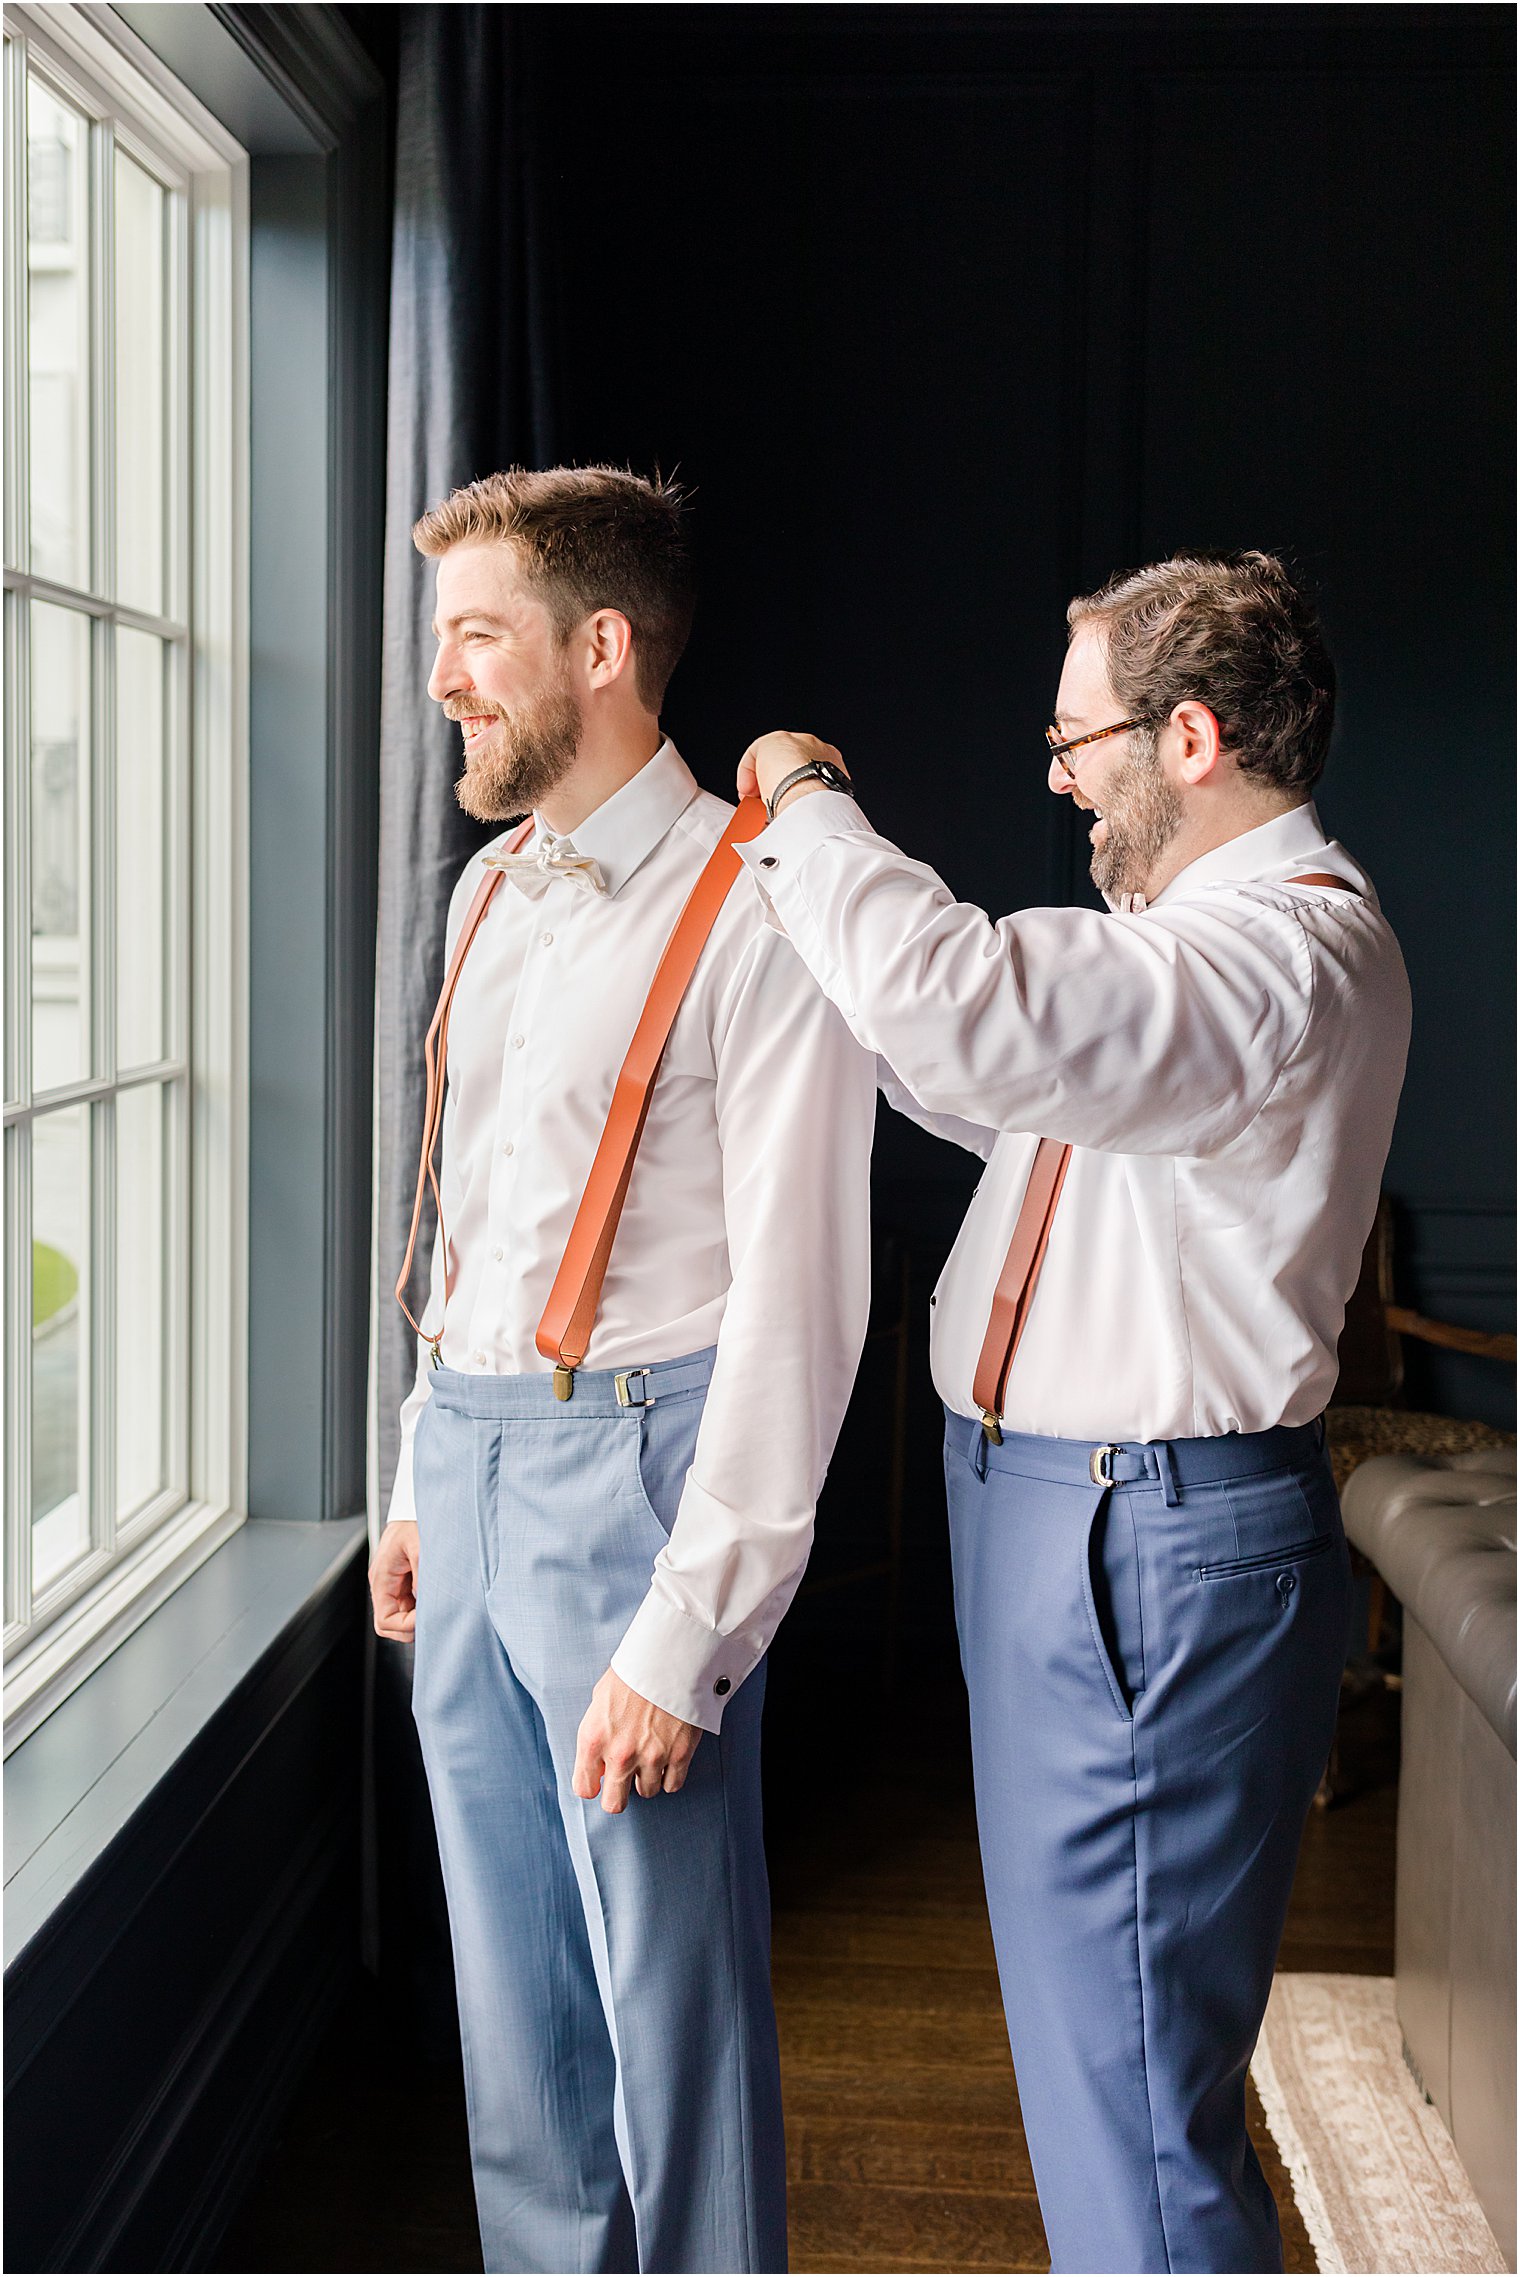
{"left": 769, "top": 776, "right": 831, "bottom": 818}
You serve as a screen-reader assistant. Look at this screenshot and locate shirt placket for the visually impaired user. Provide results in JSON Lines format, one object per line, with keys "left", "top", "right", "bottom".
{"left": 468, "top": 885, "right": 563, "bottom": 1370}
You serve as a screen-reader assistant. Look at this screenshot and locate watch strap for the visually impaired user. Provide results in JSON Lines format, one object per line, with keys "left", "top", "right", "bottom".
{"left": 766, "top": 760, "right": 844, "bottom": 821}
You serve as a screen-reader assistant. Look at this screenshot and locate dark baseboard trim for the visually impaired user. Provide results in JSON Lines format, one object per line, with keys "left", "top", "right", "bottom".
{"left": 62, "top": 1810, "right": 356, "bottom": 2271}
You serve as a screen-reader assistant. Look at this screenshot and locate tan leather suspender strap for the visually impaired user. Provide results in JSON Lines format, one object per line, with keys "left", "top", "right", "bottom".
{"left": 971, "top": 1137, "right": 1072, "bottom": 1442}
{"left": 395, "top": 818, "right": 534, "bottom": 1354}
{"left": 535, "top": 795, "right": 769, "bottom": 1392}
{"left": 969, "top": 869, "right": 1359, "bottom": 1443}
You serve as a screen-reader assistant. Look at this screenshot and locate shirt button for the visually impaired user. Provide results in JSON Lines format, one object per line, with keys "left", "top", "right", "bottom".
{"left": 713, "top": 1676, "right": 731, "bottom": 1696}
{"left": 540, "top": 931, "right": 553, "bottom": 946}
{"left": 493, "top": 1245, "right": 504, "bottom": 1261}
{"left": 503, "top": 1141, "right": 514, "bottom": 1156}
{"left": 512, "top": 1034, "right": 525, "bottom": 1050}
{"left": 472, "top": 1351, "right": 486, "bottom": 1367}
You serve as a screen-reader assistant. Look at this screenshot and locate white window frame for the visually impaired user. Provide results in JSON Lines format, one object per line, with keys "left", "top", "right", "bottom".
{"left": 3, "top": 3, "right": 248, "bottom": 1750}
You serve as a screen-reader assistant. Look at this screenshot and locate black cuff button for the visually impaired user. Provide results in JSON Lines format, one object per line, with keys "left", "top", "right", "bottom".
{"left": 713, "top": 1676, "right": 731, "bottom": 1696}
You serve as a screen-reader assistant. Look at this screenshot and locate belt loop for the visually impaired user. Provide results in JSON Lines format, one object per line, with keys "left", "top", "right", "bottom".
{"left": 969, "top": 1416, "right": 989, "bottom": 1482}
{"left": 1159, "top": 1442, "right": 1183, "bottom": 1507}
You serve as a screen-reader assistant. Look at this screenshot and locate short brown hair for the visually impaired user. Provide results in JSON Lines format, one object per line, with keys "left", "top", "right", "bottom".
{"left": 413, "top": 465, "right": 695, "bottom": 711}
{"left": 1067, "top": 551, "right": 1336, "bottom": 794}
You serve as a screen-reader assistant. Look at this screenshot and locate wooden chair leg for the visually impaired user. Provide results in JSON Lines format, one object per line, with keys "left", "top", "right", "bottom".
{"left": 1366, "top": 1573, "right": 1387, "bottom": 1657}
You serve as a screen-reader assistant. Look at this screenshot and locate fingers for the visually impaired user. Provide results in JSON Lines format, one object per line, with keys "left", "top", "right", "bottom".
{"left": 572, "top": 1711, "right": 604, "bottom": 1802}
{"left": 573, "top": 1674, "right": 704, "bottom": 1812}
{"left": 368, "top": 1526, "right": 419, "bottom": 1642}
{"left": 736, "top": 749, "right": 760, "bottom": 800}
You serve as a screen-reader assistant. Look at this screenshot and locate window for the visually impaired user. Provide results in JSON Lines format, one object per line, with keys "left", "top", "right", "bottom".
{"left": 3, "top": 6, "right": 247, "bottom": 1745}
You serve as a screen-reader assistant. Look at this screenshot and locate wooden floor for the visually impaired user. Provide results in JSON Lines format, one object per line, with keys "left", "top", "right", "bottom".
{"left": 216, "top": 1669, "right": 1398, "bottom": 2274}
{"left": 764, "top": 1673, "right": 1398, "bottom": 2276}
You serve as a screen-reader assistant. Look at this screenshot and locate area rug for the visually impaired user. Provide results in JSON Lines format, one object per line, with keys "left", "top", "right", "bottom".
{"left": 1250, "top": 1972, "right": 1507, "bottom": 2274}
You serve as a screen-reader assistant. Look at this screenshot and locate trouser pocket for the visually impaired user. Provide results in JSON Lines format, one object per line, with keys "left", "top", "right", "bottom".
{"left": 1081, "top": 1490, "right": 1145, "bottom": 1720}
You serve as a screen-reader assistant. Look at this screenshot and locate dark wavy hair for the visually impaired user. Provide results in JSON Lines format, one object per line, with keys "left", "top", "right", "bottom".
{"left": 1067, "top": 551, "right": 1336, "bottom": 793}
{"left": 414, "top": 465, "right": 695, "bottom": 712}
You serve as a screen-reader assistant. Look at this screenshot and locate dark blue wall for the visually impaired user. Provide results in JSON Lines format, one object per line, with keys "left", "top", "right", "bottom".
{"left": 517, "top": 1, "right": 1514, "bottom": 1424}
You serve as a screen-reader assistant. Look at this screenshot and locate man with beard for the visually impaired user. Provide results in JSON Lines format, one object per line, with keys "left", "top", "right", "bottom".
{"left": 733, "top": 553, "right": 1411, "bottom": 2275}
{"left": 369, "top": 466, "right": 874, "bottom": 2275}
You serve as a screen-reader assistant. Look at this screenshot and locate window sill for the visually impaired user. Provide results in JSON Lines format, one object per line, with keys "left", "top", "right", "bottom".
{"left": 3, "top": 1515, "right": 367, "bottom": 1973}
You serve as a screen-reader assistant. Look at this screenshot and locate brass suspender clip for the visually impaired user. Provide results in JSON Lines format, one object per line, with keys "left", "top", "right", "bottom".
{"left": 980, "top": 1410, "right": 1003, "bottom": 1446}
{"left": 553, "top": 1364, "right": 575, "bottom": 1401}
{"left": 428, "top": 1338, "right": 442, "bottom": 1370}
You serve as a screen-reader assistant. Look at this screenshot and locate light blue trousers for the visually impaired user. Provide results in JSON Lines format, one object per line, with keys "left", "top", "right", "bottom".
{"left": 945, "top": 1413, "right": 1351, "bottom": 2275}
{"left": 410, "top": 1350, "right": 787, "bottom": 2276}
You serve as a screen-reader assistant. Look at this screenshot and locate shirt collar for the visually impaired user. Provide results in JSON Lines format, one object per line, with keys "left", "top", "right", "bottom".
{"left": 531, "top": 738, "right": 700, "bottom": 899}
{"left": 1119, "top": 801, "right": 1372, "bottom": 914}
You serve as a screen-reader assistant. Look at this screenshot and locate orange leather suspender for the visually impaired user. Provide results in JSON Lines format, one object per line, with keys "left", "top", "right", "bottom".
{"left": 395, "top": 798, "right": 770, "bottom": 1389}
{"left": 395, "top": 816, "right": 535, "bottom": 1356}
{"left": 535, "top": 796, "right": 769, "bottom": 1393}
{"left": 971, "top": 1136, "right": 1072, "bottom": 1443}
{"left": 971, "top": 870, "right": 1358, "bottom": 1443}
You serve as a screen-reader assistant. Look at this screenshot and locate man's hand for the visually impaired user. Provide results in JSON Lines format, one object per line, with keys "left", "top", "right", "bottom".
{"left": 572, "top": 1668, "right": 703, "bottom": 1814}
{"left": 370, "top": 1520, "right": 420, "bottom": 1642}
{"left": 738, "top": 731, "right": 849, "bottom": 814}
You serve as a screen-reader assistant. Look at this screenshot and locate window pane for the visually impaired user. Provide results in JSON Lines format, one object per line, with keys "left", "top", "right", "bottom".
{"left": 114, "top": 153, "right": 165, "bottom": 616}
{"left": 28, "top": 76, "right": 92, "bottom": 591}
{"left": 116, "top": 627, "right": 166, "bottom": 1067}
{"left": 31, "top": 601, "right": 91, "bottom": 1091}
{"left": 115, "top": 1083, "right": 166, "bottom": 1519}
{"left": 32, "top": 1104, "right": 90, "bottom": 1591}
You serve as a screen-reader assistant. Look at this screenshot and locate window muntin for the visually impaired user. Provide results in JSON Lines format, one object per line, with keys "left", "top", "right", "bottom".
{"left": 3, "top": 9, "right": 246, "bottom": 1738}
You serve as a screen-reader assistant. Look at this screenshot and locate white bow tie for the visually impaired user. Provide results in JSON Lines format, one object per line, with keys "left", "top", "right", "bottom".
{"left": 483, "top": 836, "right": 608, "bottom": 898}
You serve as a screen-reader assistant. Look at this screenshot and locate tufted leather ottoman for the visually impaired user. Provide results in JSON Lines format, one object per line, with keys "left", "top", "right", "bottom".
{"left": 1342, "top": 1447, "right": 1516, "bottom": 2268}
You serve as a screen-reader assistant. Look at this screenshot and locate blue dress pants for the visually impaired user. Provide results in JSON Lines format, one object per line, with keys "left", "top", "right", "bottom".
{"left": 944, "top": 1412, "right": 1351, "bottom": 2275}
{"left": 410, "top": 1351, "right": 786, "bottom": 2276}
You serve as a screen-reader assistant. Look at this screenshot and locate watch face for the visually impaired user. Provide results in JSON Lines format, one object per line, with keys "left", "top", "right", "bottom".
{"left": 818, "top": 762, "right": 848, "bottom": 789}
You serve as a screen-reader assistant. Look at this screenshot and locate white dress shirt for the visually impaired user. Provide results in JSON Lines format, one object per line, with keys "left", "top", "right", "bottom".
{"left": 388, "top": 743, "right": 875, "bottom": 1729}
{"left": 738, "top": 795, "right": 1411, "bottom": 1442}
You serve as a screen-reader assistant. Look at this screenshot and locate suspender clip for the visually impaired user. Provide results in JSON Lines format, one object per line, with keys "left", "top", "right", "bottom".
{"left": 980, "top": 1409, "right": 1003, "bottom": 1446}
{"left": 428, "top": 1337, "right": 442, "bottom": 1370}
{"left": 553, "top": 1363, "right": 575, "bottom": 1401}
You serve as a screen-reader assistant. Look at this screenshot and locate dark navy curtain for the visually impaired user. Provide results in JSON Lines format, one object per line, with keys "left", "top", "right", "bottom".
{"left": 369, "top": 3, "right": 557, "bottom": 2024}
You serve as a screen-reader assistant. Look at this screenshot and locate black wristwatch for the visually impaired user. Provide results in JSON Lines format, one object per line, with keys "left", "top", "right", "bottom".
{"left": 765, "top": 759, "right": 853, "bottom": 822}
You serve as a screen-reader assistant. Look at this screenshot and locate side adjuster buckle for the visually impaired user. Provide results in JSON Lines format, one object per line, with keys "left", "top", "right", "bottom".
{"left": 1090, "top": 1443, "right": 1121, "bottom": 1486}
{"left": 615, "top": 1369, "right": 655, "bottom": 1409}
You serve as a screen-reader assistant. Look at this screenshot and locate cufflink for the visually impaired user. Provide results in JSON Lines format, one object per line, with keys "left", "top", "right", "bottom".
{"left": 713, "top": 1676, "right": 731, "bottom": 1696}
{"left": 759, "top": 857, "right": 778, "bottom": 869}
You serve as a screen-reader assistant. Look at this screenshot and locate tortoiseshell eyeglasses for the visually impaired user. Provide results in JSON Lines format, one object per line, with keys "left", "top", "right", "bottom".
{"left": 1045, "top": 717, "right": 1160, "bottom": 783}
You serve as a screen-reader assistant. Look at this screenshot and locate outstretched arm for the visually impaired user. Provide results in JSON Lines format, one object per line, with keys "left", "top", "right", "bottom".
{"left": 735, "top": 732, "right": 1312, "bottom": 1159}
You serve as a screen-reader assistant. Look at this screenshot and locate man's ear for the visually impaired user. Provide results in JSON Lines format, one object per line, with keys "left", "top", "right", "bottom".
{"left": 583, "top": 608, "right": 635, "bottom": 690}
{"left": 1170, "top": 699, "right": 1223, "bottom": 787}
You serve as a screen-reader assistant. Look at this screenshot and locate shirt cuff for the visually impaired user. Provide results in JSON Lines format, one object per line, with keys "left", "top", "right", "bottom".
{"left": 735, "top": 786, "right": 871, "bottom": 880}
{"left": 734, "top": 790, "right": 871, "bottom": 1002}
{"left": 611, "top": 1588, "right": 751, "bottom": 1734}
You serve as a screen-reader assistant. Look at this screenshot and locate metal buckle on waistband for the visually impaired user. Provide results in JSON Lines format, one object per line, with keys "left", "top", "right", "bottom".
{"left": 615, "top": 1369, "right": 655, "bottom": 1409}
{"left": 1089, "top": 1443, "right": 1121, "bottom": 1486}
{"left": 979, "top": 1409, "right": 1003, "bottom": 1446}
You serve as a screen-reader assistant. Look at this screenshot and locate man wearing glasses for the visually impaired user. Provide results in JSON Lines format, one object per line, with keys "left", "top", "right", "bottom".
{"left": 732, "top": 553, "right": 1411, "bottom": 2275}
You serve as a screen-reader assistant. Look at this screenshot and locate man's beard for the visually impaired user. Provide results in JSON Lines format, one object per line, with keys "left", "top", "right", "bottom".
{"left": 1088, "top": 736, "right": 1183, "bottom": 900}
{"left": 449, "top": 684, "right": 582, "bottom": 822}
